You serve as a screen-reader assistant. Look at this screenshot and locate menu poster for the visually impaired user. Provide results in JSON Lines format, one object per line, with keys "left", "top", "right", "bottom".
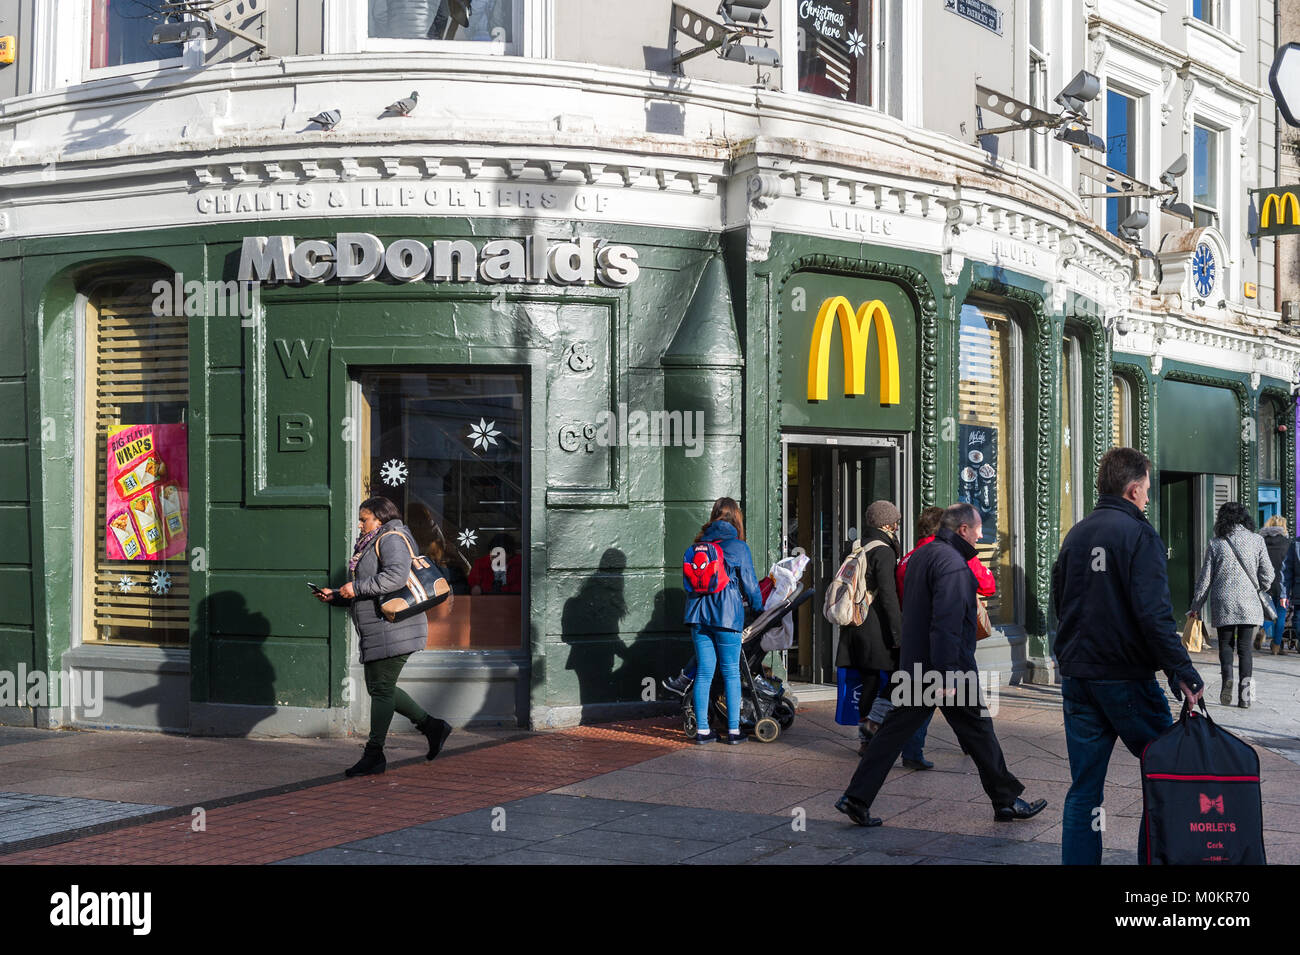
{"left": 105, "top": 424, "right": 188, "bottom": 561}
{"left": 957, "top": 424, "right": 998, "bottom": 544}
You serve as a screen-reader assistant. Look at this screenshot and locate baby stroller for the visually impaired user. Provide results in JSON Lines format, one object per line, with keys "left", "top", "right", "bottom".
{"left": 1285, "top": 617, "right": 1300, "bottom": 654}
{"left": 673, "top": 588, "right": 812, "bottom": 743}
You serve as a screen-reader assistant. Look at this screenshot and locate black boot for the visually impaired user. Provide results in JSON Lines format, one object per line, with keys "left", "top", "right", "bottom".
{"left": 415, "top": 715, "right": 453, "bottom": 761}
{"left": 345, "top": 743, "right": 386, "bottom": 777}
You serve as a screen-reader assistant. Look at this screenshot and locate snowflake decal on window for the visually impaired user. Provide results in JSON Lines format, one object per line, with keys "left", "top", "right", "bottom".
{"left": 847, "top": 29, "right": 866, "bottom": 57}
{"left": 1063, "top": 426, "right": 1071, "bottom": 448}
{"left": 457, "top": 529, "right": 478, "bottom": 549}
{"left": 467, "top": 419, "right": 501, "bottom": 451}
{"left": 117, "top": 576, "right": 135, "bottom": 594}
{"left": 150, "top": 570, "right": 172, "bottom": 595}
{"left": 380, "top": 459, "right": 408, "bottom": 487}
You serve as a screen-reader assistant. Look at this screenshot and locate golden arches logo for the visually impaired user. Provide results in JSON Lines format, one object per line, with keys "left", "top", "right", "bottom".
{"left": 806, "top": 296, "right": 901, "bottom": 404}
{"left": 1261, "top": 191, "right": 1300, "bottom": 228}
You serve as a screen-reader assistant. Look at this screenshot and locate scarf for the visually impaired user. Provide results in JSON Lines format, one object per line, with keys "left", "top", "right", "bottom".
{"left": 349, "top": 527, "right": 381, "bottom": 575}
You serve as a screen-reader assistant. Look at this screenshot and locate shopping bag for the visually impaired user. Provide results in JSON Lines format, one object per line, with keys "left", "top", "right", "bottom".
{"left": 1140, "top": 700, "right": 1265, "bottom": 865}
{"left": 835, "top": 667, "right": 863, "bottom": 726}
{"left": 1181, "top": 616, "right": 1205, "bottom": 653}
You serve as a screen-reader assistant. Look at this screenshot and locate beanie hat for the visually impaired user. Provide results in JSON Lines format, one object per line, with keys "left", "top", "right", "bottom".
{"left": 865, "top": 500, "right": 902, "bottom": 528}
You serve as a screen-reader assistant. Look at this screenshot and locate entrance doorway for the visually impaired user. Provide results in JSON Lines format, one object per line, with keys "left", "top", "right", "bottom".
{"left": 1159, "top": 472, "right": 1196, "bottom": 619}
{"left": 781, "top": 433, "right": 909, "bottom": 685}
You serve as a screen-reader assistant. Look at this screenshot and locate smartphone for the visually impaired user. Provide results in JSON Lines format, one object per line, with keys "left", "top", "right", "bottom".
{"left": 307, "top": 582, "right": 324, "bottom": 594}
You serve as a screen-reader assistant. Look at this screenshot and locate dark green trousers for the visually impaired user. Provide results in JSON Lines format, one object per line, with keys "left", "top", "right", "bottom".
{"left": 364, "top": 653, "right": 428, "bottom": 748}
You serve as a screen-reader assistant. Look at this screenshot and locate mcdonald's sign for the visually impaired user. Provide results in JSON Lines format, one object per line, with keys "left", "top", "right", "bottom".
{"left": 1252, "top": 185, "right": 1300, "bottom": 237}
{"left": 807, "top": 296, "right": 901, "bottom": 404}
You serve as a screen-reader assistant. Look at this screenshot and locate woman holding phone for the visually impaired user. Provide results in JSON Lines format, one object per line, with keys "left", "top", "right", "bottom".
{"left": 315, "top": 496, "right": 452, "bottom": 776}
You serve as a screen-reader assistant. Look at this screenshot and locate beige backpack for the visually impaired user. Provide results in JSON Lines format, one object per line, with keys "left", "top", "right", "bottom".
{"left": 823, "top": 539, "right": 887, "bottom": 627}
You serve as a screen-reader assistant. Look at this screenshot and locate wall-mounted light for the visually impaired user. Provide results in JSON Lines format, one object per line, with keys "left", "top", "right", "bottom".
{"left": 671, "top": 1, "right": 778, "bottom": 71}
{"left": 974, "top": 70, "right": 1104, "bottom": 153}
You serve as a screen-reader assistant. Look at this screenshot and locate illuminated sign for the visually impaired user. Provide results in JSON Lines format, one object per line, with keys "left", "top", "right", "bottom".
{"left": 806, "top": 296, "right": 901, "bottom": 404}
{"left": 1251, "top": 186, "right": 1300, "bottom": 237}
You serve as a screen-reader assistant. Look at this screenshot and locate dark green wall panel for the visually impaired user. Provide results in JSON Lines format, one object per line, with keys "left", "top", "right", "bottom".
{"left": 206, "top": 636, "right": 330, "bottom": 707}
{"left": 0, "top": 506, "right": 30, "bottom": 564}
{"left": 208, "top": 370, "right": 245, "bottom": 436}
{"left": 208, "top": 437, "right": 244, "bottom": 503}
{"left": 0, "top": 627, "right": 35, "bottom": 670}
{"left": 208, "top": 506, "right": 329, "bottom": 570}
{"left": 544, "top": 507, "right": 664, "bottom": 571}
{"left": 205, "top": 573, "right": 331, "bottom": 637}
{"left": 0, "top": 382, "right": 27, "bottom": 439}
{"left": 1158, "top": 380, "right": 1240, "bottom": 474}
{"left": 0, "top": 568, "right": 33, "bottom": 626}
{"left": 0, "top": 444, "right": 28, "bottom": 501}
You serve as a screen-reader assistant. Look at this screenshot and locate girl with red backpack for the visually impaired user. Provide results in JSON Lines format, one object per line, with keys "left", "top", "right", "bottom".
{"left": 682, "top": 497, "right": 766, "bottom": 744}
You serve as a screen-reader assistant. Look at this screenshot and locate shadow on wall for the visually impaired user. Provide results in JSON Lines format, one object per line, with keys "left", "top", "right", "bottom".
{"left": 561, "top": 548, "right": 629, "bottom": 705}
{"left": 114, "top": 592, "right": 275, "bottom": 736}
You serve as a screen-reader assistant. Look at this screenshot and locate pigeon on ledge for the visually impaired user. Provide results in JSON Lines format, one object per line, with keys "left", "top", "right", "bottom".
{"left": 381, "top": 91, "right": 420, "bottom": 118}
{"left": 308, "top": 109, "right": 341, "bottom": 131}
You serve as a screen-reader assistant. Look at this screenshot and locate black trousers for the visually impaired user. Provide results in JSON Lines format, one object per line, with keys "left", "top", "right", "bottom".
{"left": 1216, "top": 624, "right": 1255, "bottom": 687}
{"left": 844, "top": 701, "right": 1024, "bottom": 809}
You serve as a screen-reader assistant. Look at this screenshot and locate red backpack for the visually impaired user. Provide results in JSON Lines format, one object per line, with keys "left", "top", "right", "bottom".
{"left": 684, "top": 541, "right": 731, "bottom": 595}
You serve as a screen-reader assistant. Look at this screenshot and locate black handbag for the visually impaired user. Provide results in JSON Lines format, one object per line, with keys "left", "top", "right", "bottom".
{"left": 374, "top": 531, "right": 451, "bottom": 622}
{"left": 1224, "top": 537, "right": 1277, "bottom": 622}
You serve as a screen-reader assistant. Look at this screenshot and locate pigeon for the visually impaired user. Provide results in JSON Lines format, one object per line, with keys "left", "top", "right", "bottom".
{"left": 308, "top": 109, "right": 341, "bottom": 131}
{"left": 381, "top": 91, "right": 420, "bottom": 118}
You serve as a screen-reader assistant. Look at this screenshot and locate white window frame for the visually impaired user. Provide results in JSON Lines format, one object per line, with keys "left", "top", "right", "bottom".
{"left": 1103, "top": 85, "right": 1143, "bottom": 237}
{"left": 782, "top": 0, "right": 890, "bottom": 114}
{"left": 1190, "top": 0, "right": 1222, "bottom": 30}
{"left": 33, "top": 0, "right": 204, "bottom": 92}
{"left": 326, "top": 0, "right": 554, "bottom": 58}
{"left": 1192, "top": 118, "right": 1222, "bottom": 230}
{"left": 1026, "top": 0, "right": 1048, "bottom": 175}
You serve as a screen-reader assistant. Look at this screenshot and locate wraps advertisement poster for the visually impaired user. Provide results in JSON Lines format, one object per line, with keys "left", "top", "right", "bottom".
{"left": 105, "top": 424, "right": 188, "bottom": 561}
{"left": 957, "top": 424, "right": 998, "bottom": 544}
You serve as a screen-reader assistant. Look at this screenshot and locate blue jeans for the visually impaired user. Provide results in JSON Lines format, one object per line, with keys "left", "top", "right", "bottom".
{"left": 1061, "top": 677, "right": 1172, "bottom": 865}
{"left": 691, "top": 625, "right": 742, "bottom": 733}
{"left": 1267, "top": 599, "right": 1288, "bottom": 646}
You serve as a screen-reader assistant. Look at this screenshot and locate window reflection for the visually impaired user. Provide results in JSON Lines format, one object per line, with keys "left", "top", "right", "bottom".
{"left": 369, "top": 0, "right": 513, "bottom": 43}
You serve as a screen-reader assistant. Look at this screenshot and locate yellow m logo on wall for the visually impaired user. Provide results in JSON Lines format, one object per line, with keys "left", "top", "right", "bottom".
{"left": 807, "top": 296, "right": 901, "bottom": 404}
{"left": 1261, "top": 191, "right": 1300, "bottom": 228}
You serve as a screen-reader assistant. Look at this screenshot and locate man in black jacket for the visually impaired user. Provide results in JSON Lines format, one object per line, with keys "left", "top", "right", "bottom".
{"left": 836, "top": 503, "right": 1047, "bottom": 827}
{"left": 1053, "top": 446, "right": 1204, "bottom": 865}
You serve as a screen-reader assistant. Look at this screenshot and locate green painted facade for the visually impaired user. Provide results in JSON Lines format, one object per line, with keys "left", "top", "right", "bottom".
{"left": 1, "top": 211, "right": 1296, "bottom": 730}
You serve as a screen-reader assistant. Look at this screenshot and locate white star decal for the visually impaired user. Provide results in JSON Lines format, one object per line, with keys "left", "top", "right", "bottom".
{"left": 468, "top": 419, "right": 501, "bottom": 451}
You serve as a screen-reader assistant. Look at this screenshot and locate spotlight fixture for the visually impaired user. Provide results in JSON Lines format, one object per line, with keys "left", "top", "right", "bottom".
{"left": 974, "top": 70, "right": 1104, "bottom": 153}
{"left": 1118, "top": 209, "right": 1149, "bottom": 244}
{"left": 150, "top": 19, "right": 213, "bottom": 44}
{"left": 671, "top": 2, "right": 778, "bottom": 71}
{"left": 153, "top": 0, "right": 270, "bottom": 58}
{"left": 1077, "top": 154, "right": 1193, "bottom": 221}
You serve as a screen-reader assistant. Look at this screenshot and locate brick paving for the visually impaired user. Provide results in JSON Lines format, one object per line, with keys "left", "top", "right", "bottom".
{"left": 1, "top": 721, "right": 689, "bottom": 865}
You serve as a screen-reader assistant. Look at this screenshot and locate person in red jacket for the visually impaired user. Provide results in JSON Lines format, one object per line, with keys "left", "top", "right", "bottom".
{"left": 898, "top": 507, "right": 996, "bottom": 600}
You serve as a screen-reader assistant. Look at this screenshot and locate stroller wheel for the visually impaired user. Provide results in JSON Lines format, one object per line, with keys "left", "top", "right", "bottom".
{"left": 754, "top": 717, "right": 781, "bottom": 743}
{"left": 682, "top": 705, "right": 697, "bottom": 737}
{"left": 774, "top": 698, "right": 796, "bottom": 730}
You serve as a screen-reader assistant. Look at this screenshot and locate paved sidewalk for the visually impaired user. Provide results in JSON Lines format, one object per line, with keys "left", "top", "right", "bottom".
{"left": 2, "top": 654, "right": 1298, "bottom": 865}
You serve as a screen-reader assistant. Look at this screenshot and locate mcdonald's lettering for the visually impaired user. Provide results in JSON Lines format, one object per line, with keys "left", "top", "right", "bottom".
{"left": 1261, "top": 191, "right": 1300, "bottom": 229}
{"left": 807, "top": 296, "right": 901, "bottom": 404}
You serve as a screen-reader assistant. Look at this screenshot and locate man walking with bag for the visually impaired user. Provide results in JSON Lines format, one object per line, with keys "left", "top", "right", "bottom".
{"left": 1052, "top": 447, "right": 1204, "bottom": 864}
{"left": 835, "top": 503, "right": 1046, "bottom": 827}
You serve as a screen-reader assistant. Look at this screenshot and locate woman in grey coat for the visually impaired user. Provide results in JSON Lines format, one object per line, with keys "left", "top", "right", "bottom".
{"left": 317, "top": 496, "right": 451, "bottom": 776}
{"left": 1188, "top": 502, "right": 1274, "bottom": 709}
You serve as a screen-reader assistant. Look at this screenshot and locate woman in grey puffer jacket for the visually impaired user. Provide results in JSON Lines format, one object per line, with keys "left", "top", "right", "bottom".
{"left": 317, "top": 496, "right": 451, "bottom": 776}
{"left": 1188, "top": 502, "right": 1274, "bottom": 709}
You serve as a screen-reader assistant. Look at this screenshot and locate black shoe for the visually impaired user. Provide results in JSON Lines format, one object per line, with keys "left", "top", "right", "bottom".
{"left": 835, "top": 795, "right": 883, "bottom": 828}
{"left": 691, "top": 731, "right": 717, "bottom": 745}
{"left": 663, "top": 672, "right": 691, "bottom": 697}
{"left": 415, "top": 715, "right": 453, "bottom": 761}
{"left": 901, "top": 756, "right": 934, "bottom": 770}
{"left": 993, "top": 797, "right": 1047, "bottom": 822}
{"left": 721, "top": 731, "right": 747, "bottom": 745}
{"left": 344, "top": 744, "right": 386, "bottom": 777}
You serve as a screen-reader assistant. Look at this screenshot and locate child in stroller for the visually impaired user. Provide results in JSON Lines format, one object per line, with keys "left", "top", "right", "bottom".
{"left": 666, "top": 588, "right": 811, "bottom": 742}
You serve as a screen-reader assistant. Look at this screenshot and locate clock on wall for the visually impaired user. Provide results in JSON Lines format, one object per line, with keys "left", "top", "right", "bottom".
{"left": 1192, "top": 242, "right": 1217, "bottom": 299}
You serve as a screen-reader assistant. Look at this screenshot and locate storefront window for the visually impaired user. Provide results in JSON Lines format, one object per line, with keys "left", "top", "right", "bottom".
{"left": 357, "top": 369, "right": 525, "bottom": 649}
{"left": 958, "top": 304, "right": 1019, "bottom": 625}
{"left": 1259, "top": 398, "right": 1281, "bottom": 483}
{"left": 369, "top": 0, "right": 514, "bottom": 44}
{"left": 89, "top": 0, "right": 184, "bottom": 69}
{"left": 797, "top": 0, "right": 872, "bottom": 106}
{"left": 1112, "top": 374, "right": 1133, "bottom": 449}
{"left": 82, "top": 279, "right": 190, "bottom": 647}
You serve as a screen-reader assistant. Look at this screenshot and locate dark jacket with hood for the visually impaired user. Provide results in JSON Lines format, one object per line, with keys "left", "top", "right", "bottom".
{"left": 683, "top": 519, "right": 765, "bottom": 632}
{"left": 1052, "top": 495, "right": 1201, "bottom": 690}
{"left": 834, "top": 526, "right": 903, "bottom": 672}
{"left": 1261, "top": 525, "right": 1289, "bottom": 603}
{"left": 900, "top": 527, "right": 979, "bottom": 676}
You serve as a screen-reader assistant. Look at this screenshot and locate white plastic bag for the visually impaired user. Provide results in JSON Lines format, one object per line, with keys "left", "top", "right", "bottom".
{"left": 760, "top": 554, "right": 810, "bottom": 651}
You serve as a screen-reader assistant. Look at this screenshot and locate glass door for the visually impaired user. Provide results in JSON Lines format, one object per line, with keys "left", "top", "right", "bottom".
{"left": 782, "top": 433, "right": 908, "bottom": 685}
